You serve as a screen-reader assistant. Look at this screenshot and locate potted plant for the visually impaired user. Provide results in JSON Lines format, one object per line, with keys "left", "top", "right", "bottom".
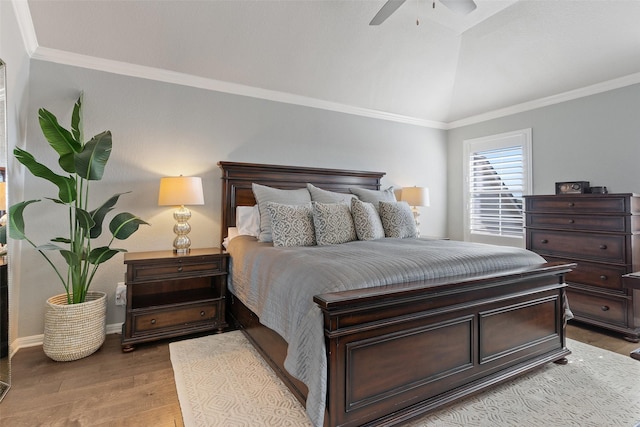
{"left": 9, "top": 93, "right": 148, "bottom": 361}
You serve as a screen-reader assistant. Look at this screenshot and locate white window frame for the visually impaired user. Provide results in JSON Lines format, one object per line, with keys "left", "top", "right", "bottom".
{"left": 463, "top": 128, "right": 532, "bottom": 248}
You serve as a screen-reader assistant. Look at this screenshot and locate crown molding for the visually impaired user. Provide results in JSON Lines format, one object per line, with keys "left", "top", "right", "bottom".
{"left": 447, "top": 72, "right": 640, "bottom": 129}
{"left": 12, "top": 0, "right": 38, "bottom": 56}
{"left": 30, "top": 46, "right": 448, "bottom": 130}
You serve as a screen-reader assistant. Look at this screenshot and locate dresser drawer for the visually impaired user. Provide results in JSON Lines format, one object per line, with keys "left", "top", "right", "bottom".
{"left": 132, "top": 301, "right": 220, "bottom": 335}
{"left": 526, "top": 196, "right": 629, "bottom": 214}
{"left": 129, "top": 256, "right": 226, "bottom": 283}
{"left": 526, "top": 213, "right": 628, "bottom": 233}
{"left": 567, "top": 289, "right": 627, "bottom": 326}
{"left": 544, "top": 256, "right": 627, "bottom": 291}
{"left": 528, "top": 230, "right": 626, "bottom": 263}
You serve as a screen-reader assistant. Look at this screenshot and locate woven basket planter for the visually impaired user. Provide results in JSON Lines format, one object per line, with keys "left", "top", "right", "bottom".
{"left": 43, "top": 291, "right": 107, "bottom": 362}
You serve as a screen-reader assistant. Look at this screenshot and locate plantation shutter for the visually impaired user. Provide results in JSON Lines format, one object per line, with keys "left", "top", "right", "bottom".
{"left": 468, "top": 146, "right": 524, "bottom": 237}
{"left": 463, "top": 129, "right": 531, "bottom": 247}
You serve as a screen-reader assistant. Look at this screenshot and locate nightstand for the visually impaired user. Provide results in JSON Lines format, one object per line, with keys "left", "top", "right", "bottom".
{"left": 121, "top": 248, "right": 229, "bottom": 352}
{"left": 622, "top": 272, "right": 640, "bottom": 360}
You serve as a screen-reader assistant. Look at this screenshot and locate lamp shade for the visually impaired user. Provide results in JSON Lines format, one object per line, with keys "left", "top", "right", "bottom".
{"left": 158, "top": 176, "right": 204, "bottom": 206}
{"left": 401, "top": 186, "right": 430, "bottom": 207}
{"left": 0, "top": 182, "right": 6, "bottom": 211}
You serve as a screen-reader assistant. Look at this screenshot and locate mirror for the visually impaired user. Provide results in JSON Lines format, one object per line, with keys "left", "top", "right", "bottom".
{"left": 0, "top": 58, "right": 9, "bottom": 401}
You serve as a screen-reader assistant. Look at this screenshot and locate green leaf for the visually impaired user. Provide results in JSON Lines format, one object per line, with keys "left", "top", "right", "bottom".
{"left": 59, "top": 249, "right": 80, "bottom": 268}
{"left": 14, "top": 147, "right": 77, "bottom": 203}
{"left": 8, "top": 200, "right": 40, "bottom": 240}
{"left": 75, "top": 207, "right": 95, "bottom": 232}
{"left": 109, "top": 212, "right": 149, "bottom": 240}
{"left": 38, "top": 107, "right": 82, "bottom": 173}
{"left": 51, "top": 237, "right": 72, "bottom": 244}
{"left": 88, "top": 246, "right": 124, "bottom": 265}
{"left": 71, "top": 94, "right": 82, "bottom": 143}
{"left": 89, "top": 192, "right": 129, "bottom": 239}
{"left": 75, "top": 131, "right": 112, "bottom": 181}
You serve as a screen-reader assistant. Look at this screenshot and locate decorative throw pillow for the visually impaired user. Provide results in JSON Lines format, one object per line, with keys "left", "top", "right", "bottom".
{"left": 312, "top": 202, "right": 357, "bottom": 245}
{"left": 265, "top": 202, "right": 316, "bottom": 247}
{"left": 349, "top": 186, "right": 396, "bottom": 211}
{"left": 252, "top": 183, "right": 311, "bottom": 242}
{"left": 379, "top": 201, "right": 418, "bottom": 238}
{"left": 307, "top": 183, "right": 356, "bottom": 205}
{"left": 350, "top": 198, "right": 385, "bottom": 241}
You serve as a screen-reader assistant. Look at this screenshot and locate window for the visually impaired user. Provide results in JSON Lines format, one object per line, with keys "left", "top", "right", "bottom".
{"left": 463, "top": 129, "right": 532, "bottom": 248}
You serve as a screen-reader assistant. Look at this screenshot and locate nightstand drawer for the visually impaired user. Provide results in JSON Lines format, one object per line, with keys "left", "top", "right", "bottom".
{"left": 544, "top": 256, "right": 626, "bottom": 291}
{"left": 567, "top": 289, "right": 627, "bottom": 325}
{"left": 132, "top": 301, "right": 219, "bottom": 335}
{"left": 528, "top": 230, "right": 626, "bottom": 263}
{"left": 526, "top": 213, "right": 628, "bottom": 233}
{"left": 129, "top": 257, "right": 225, "bottom": 282}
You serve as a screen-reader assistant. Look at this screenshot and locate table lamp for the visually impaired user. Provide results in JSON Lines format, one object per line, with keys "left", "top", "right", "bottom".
{"left": 400, "top": 186, "right": 430, "bottom": 236}
{"left": 158, "top": 176, "right": 204, "bottom": 254}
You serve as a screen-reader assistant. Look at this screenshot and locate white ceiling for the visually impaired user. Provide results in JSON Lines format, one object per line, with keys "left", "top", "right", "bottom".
{"left": 23, "top": 0, "right": 640, "bottom": 127}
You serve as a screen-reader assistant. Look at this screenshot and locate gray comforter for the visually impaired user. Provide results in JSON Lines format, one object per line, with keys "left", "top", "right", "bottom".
{"left": 227, "top": 236, "right": 546, "bottom": 426}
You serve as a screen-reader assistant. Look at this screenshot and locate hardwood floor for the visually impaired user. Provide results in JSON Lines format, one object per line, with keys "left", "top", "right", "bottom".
{"left": 0, "top": 322, "right": 638, "bottom": 426}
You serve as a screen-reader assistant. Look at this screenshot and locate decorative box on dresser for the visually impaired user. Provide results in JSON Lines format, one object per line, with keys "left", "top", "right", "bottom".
{"left": 121, "top": 248, "right": 229, "bottom": 352}
{"left": 525, "top": 194, "right": 640, "bottom": 342}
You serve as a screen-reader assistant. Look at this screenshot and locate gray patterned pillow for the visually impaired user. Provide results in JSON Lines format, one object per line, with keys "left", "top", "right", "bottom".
{"left": 312, "top": 202, "right": 357, "bottom": 245}
{"left": 307, "top": 183, "right": 356, "bottom": 205}
{"left": 350, "top": 198, "right": 385, "bottom": 241}
{"left": 265, "top": 202, "right": 316, "bottom": 247}
{"left": 349, "top": 186, "right": 396, "bottom": 211}
{"left": 252, "top": 183, "right": 311, "bottom": 242}
{"left": 379, "top": 201, "right": 417, "bottom": 238}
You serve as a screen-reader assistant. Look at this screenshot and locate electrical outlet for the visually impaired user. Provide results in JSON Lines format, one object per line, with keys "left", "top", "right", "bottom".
{"left": 115, "top": 282, "right": 127, "bottom": 306}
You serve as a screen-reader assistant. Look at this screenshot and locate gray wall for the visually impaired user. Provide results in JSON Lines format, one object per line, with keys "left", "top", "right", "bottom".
{"left": 447, "top": 84, "right": 640, "bottom": 241}
{"left": 13, "top": 60, "right": 447, "bottom": 338}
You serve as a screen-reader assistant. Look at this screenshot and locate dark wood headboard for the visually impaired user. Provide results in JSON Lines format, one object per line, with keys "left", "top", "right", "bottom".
{"left": 218, "top": 161, "right": 385, "bottom": 243}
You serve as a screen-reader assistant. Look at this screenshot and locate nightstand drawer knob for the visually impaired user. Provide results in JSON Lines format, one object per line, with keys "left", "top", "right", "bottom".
{"left": 200, "top": 311, "right": 206, "bottom": 317}
{"left": 600, "top": 275, "right": 608, "bottom": 281}
{"left": 601, "top": 305, "right": 610, "bottom": 312}
{"left": 599, "top": 244, "right": 607, "bottom": 250}
{"left": 540, "top": 239, "right": 548, "bottom": 244}
{"left": 150, "top": 319, "right": 156, "bottom": 324}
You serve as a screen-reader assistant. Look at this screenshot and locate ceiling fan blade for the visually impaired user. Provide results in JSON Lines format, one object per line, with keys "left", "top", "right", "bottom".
{"left": 369, "top": 0, "right": 407, "bottom": 25}
{"left": 439, "top": 0, "right": 477, "bottom": 15}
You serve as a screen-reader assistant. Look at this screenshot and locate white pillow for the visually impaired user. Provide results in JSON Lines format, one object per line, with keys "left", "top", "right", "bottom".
{"left": 379, "top": 201, "right": 417, "bottom": 238}
{"left": 307, "top": 183, "right": 356, "bottom": 205}
{"left": 265, "top": 202, "right": 316, "bottom": 247}
{"left": 312, "top": 202, "right": 357, "bottom": 245}
{"left": 236, "top": 205, "right": 260, "bottom": 237}
{"left": 349, "top": 186, "right": 396, "bottom": 211}
{"left": 252, "top": 183, "right": 311, "bottom": 242}
{"left": 350, "top": 198, "right": 385, "bottom": 241}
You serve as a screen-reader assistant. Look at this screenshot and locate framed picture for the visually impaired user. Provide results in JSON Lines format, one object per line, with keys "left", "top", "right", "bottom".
{"left": 555, "top": 181, "right": 590, "bottom": 194}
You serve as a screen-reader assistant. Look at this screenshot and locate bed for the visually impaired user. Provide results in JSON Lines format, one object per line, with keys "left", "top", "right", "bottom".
{"left": 218, "top": 161, "right": 573, "bottom": 427}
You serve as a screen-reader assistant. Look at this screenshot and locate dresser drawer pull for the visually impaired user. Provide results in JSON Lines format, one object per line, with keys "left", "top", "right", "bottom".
{"left": 540, "top": 239, "right": 548, "bottom": 244}
{"left": 200, "top": 311, "right": 206, "bottom": 317}
{"left": 599, "top": 244, "right": 607, "bottom": 250}
{"left": 568, "top": 202, "right": 575, "bottom": 207}
{"left": 600, "top": 305, "right": 610, "bottom": 312}
{"left": 178, "top": 266, "right": 183, "bottom": 272}
{"left": 599, "top": 275, "right": 608, "bottom": 281}
{"left": 150, "top": 319, "right": 156, "bottom": 325}
{"left": 568, "top": 219, "right": 575, "bottom": 224}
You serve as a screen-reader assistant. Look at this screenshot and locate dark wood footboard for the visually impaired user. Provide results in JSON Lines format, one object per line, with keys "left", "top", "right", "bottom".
{"left": 230, "top": 262, "right": 573, "bottom": 427}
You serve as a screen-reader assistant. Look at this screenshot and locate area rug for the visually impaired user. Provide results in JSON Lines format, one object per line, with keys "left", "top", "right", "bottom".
{"left": 170, "top": 331, "right": 640, "bottom": 427}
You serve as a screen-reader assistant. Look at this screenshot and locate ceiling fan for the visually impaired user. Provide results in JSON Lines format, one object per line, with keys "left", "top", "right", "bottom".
{"left": 369, "top": 0, "right": 477, "bottom": 25}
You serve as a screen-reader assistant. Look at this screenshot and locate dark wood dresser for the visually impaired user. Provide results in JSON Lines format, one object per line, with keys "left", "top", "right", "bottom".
{"left": 525, "top": 194, "right": 640, "bottom": 341}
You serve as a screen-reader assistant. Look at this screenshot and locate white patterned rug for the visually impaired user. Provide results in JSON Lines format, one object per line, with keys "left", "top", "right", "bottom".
{"left": 170, "top": 331, "right": 640, "bottom": 427}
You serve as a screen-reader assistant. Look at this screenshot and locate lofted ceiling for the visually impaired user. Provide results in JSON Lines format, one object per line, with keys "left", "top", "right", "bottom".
{"left": 23, "top": 0, "right": 640, "bottom": 127}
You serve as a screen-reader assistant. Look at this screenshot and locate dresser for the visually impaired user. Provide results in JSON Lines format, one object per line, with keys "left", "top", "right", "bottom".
{"left": 524, "top": 194, "right": 640, "bottom": 341}
{"left": 121, "top": 248, "right": 229, "bottom": 352}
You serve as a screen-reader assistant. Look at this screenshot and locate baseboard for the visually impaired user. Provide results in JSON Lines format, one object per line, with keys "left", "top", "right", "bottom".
{"left": 10, "top": 322, "right": 123, "bottom": 357}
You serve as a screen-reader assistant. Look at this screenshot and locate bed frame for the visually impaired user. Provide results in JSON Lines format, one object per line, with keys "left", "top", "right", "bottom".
{"left": 219, "top": 161, "right": 573, "bottom": 427}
